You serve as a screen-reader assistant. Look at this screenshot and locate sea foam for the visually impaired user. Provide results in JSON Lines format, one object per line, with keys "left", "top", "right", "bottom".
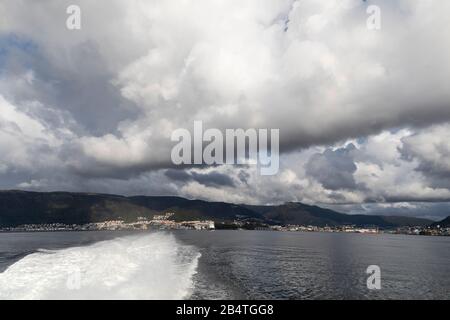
{"left": 0, "top": 232, "right": 200, "bottom": 300}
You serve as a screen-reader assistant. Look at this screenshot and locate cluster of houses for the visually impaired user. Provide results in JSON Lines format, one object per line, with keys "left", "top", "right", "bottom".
{"left": 0, "top": 212, "right": 215, "bottom": 232}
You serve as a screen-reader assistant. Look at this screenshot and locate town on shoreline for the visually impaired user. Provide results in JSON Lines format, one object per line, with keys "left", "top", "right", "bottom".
{"left": 1, "top": 212, "right": 448, "bottom": 236}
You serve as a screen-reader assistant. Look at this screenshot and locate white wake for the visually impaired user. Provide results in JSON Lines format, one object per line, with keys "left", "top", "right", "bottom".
{"left": 0, "top": 232, "right": 200, "bottom": 300}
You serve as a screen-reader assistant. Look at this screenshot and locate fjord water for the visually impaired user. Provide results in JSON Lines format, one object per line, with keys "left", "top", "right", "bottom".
{"left": 0, "top": 230, "right": 449, "bottom": 299}
{"left": 180, "top": 231, "right": 450, "bottom": 299}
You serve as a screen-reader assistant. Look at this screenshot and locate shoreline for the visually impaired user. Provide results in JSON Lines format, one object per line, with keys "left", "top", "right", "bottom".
{"left": 0, "top": 228, "right": 448, "bottom": 237}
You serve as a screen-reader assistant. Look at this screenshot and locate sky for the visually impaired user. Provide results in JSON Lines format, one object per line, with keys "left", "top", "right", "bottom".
{"left": 0, "top": 0, "right": 449, "bottom": 220}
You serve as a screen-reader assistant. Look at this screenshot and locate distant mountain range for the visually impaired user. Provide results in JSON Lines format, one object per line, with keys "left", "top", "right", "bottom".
{"left": 244, "top": 202, "right": 434, "bottom": 228}
{"left": 431, "top": 216, "right": 450, "bottom": 228}
{"left": 0, "top": 190, "right": 442, "bottom": 229}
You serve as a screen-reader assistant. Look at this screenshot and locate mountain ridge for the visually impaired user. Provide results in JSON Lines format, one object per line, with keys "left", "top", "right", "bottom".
{"left": 431, "top": 216, "right": 450, "bottom": 228}
{"left": 0, "top": 190, "right": 434, "bottom": 228}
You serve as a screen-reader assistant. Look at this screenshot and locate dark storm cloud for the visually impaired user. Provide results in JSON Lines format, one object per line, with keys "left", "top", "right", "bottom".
{"left": 399, "top": 125, "right": 450, "bottom": 189}
{"left": 165, "top": 169, "right": 235, "bottom": 188}
{"left": 305, "top": 144, "right": 363, "bottom": 190}
{"left": 237, "top": 170, "right": 250, "bottom": 185}
{"left": 0, "top": 35, "right": 140, "bottom": 136}
{"left": 191, "top": 171, "right": 236, "bottom": 188}
{"left": 164, "top": 169, "right": 192, "bottom": 181}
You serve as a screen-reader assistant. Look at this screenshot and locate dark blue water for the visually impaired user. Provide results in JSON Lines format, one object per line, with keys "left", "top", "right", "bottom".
{"left": 0, "top": 230, "right": 449, "bottom": 299}
{"left": 176, "top": 231, "right": 450, "bottom": 299}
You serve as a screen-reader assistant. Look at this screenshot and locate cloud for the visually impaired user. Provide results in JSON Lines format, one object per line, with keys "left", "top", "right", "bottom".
{"left": 1, "top": 1, "right": 450, "bottom": 170}
{"left": 400, "top": 124, "right": 450, "bottom": 188}
{"left": 0, "top": 95, "right": 68, "bottom": 171}
{"left": 165, "top": 169, "right": 236, "bottom": 188}
{"left": 305, "top": 143, "right": 360, "bottom": 190}
{"left": 0, "top": 0, "right": 449, "bottom": 217}
{"left": 324, "top": 202, "right": 450, "bottom": 221}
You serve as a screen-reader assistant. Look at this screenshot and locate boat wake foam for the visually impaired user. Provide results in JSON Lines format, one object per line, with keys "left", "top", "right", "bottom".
{"left": 0, "top": 232, "right": 200, "bottom": 299}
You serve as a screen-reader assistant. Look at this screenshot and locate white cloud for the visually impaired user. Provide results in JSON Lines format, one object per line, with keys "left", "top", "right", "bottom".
{"left": 0, "top": 0, "right": 449, "bottom": 212}
{"left": 0, "top": 95, "right": 68, "bottom": 172}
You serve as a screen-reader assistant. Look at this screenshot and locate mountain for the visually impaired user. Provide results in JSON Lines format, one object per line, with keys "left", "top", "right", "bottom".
{"left": 0, "top": 190, "right": 260, "bottom": 227}
{"left": 0, "top": 190, "right": 154, "bottom": 226}
{"left": 0, "top": 190, "right": 433, "bottom": 228}
{"left": 245, "top": 202, "right": 432, "bottom": 228}
{"left": 431, "top": 216, "right": 450, "bottom": 228}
